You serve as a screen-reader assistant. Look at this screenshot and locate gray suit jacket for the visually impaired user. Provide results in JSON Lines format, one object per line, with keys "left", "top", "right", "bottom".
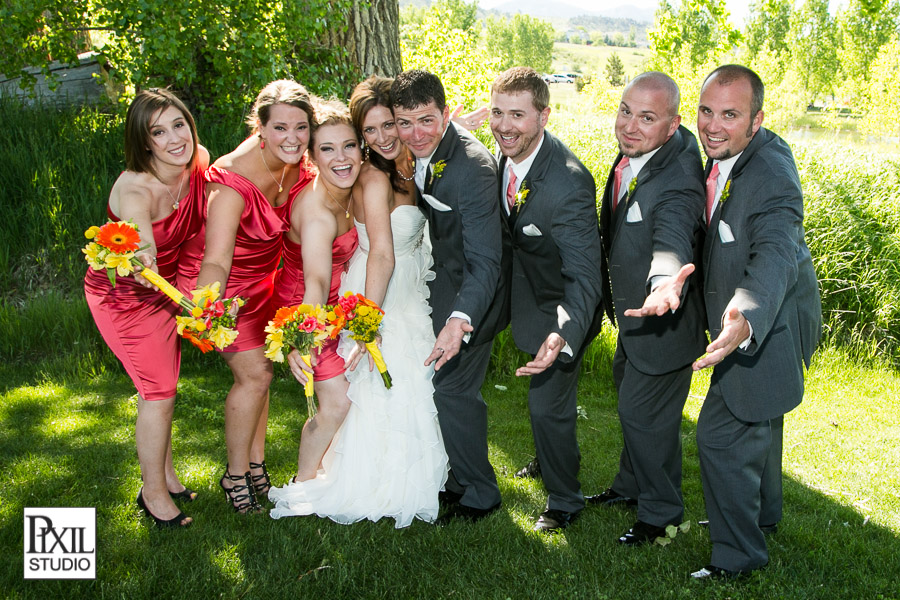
{"left": 501, "top": 131, "right": 603, "bottom": 358}
{"left": 703, "top": 126, "right": 822, "bottom": 422}
{"left": 599, "top": 125, "right": 708, "bottom": 374}
{"left": 419, "top": 121, "right": 510, "bottom": 346}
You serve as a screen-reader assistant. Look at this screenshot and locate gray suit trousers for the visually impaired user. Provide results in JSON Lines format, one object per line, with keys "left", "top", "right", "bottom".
{"left": 433, "top": 340, "right": 501, "bottom": 510}
{"left": 528, "top": 350, "right": 586, "bottom": 513}
{"left": 610, "top": 341, "right": 691, "bottom": 526}
{"left": 697, "top": 384, "right": 778, "bottom": 572}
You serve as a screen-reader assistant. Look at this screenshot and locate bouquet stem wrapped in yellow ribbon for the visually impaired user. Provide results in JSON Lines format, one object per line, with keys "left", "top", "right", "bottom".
{"left": 331, "top": 292, "right": 392, "bottom": 389}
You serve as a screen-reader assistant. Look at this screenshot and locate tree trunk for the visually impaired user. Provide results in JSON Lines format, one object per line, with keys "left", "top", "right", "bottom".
{"left": 328, "top": 0, "right": 402, "bottom": 79}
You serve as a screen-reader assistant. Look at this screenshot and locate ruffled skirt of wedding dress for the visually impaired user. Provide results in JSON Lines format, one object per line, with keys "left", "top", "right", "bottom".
{"left": 269, "top": 219, "right": 448, "bottom": 528}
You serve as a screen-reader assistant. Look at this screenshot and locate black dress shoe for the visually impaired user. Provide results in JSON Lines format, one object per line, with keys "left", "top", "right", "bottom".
{"left": 438, "top": 489, "right": 463, "bottom": 507}
{"left": 436, "top": 502, "right": 501, "bottom": 526}
{"left": 585, "top": 487, "right": 637, "bottom": 508}
{"left": 515, "top": 457, "right": 541, "bottom": 479}
{"left": 617, "top": 520, "right": 670, "bottom": 546}
{"left": 532, "top": 508, "right": 581, "bottom": 532}
{"left": 698, "top": 520, "right": 778, "bottom": 535}
{"left": 690, "top": 564, "right": 752, "bottom": 580}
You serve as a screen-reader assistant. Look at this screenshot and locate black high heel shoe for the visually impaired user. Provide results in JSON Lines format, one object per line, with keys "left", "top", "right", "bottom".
{"left": 219, "top": 466, "right": 263, "bottom": 514}
{"left": 249, "top": 461, "right": 272, "bottom": 497}
{"left": 169, "top": 487, "right": 198, "bottom": 502}
{"left": 136, "top": 488, "right": 192, "bottom": 528}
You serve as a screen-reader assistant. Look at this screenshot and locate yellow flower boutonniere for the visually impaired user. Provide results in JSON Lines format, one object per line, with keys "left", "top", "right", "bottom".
{"left": 627, "top": 178, "right": 637, "bottom": 196}
{"left": 720, "top": 179, "right": 732, "bottom": 204}
{"left": 515, "top": 181, "right": 530, "bottom": 211}
{"left": 429, "top": 159, "right": 447, "bottom": 186}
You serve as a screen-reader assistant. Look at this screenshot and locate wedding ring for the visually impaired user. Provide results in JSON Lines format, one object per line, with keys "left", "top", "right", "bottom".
{"left": 436, "top": 347, "right": 444, "bottom": 353}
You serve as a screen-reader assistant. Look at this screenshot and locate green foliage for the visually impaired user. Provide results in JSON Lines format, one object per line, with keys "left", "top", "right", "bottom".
{"left": 604, "top": 53, "right": 625, "bottom": 86}
{"left": 401, "top": 1, "right": 502, "bottom": 110}
{"left": 0, "top": 1, "right": 359, "bottom": 118}
{"left": 647, "top": 0, "right": 742, "bottom": 73}
{"left": 788, "top": 0, "right": 840, "bottom": 103}
{"left": 484, "top": 14, "right": 555, "bottom": 74}
{"left": 859, "top": 37, "right": 900, "bottom": 140}
{"left": 744, "top": 0, "right": 793, "bottom": 62}
{"left": 401, "top": 0, "right": 478, "bottom": 35}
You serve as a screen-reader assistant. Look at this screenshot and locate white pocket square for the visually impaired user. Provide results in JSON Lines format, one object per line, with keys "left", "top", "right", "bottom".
{"left": 625, "top": 201, "right": 642, "bottom": 223}
{"left": 522, "top": 223, "right": 542, "bottom": 237}
{"left": 422, "top": 193, "right": 452, "bottom": 212}
{"left": 718, "top": 220, "right": 735, "bottom": 243}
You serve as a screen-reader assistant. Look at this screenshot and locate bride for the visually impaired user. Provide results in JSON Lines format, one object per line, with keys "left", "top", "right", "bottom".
{"left": 269, "top": 77, "right": 449, "bottom": 527}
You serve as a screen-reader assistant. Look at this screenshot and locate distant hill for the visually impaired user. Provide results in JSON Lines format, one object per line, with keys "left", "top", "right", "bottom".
{"left": 486, "top": 0, "right": 653, "bottom": 22}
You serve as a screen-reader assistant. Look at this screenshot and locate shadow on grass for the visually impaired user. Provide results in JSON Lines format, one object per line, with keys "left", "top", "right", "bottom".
{"left": 1, "top": 337, "right": 899, "bottom": 599}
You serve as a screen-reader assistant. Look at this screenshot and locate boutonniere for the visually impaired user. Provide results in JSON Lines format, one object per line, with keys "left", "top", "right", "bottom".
{"left": 719, "top": 179, "right": 732, "bottom": 204}
{"left": 515, "top": 181, "right": 530, "bottom": 211}
{"left": 429, "top": 159, "right": 447, "bottom": 186}
{"left": 627, "top": 178, "right": 637, "bottom": 196}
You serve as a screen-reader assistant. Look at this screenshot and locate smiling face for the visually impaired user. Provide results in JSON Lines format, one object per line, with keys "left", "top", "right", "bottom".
{"left": 614, "top": 84, "right": 680, "bottom": 158}
{"left": 490, "top": 90, "right": 549, "bottom": 164}
{"left": 361, "top": 104, "right": 402, "bottom": 161}
{"left": 311, "top": 123, "right": 362, "bottom": 190}
{"left": 258, "top": 103, "right": 311, "bottom": 164}
{"left": 393, "top": 100, "right": 449, "bottom": 158}
{"left": 697, "top": 76, "right": 763, "bottom": 160}
{"left": 147, "top": 106, "right": 195, "bottom": 169}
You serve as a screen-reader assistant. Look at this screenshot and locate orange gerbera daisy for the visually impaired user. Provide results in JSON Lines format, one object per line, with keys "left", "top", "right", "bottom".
{"left": 95, "top": 221, "right": 141, "bottom": 253}
{"left": 272, "top": 305, "right": 299, "bottom": 328}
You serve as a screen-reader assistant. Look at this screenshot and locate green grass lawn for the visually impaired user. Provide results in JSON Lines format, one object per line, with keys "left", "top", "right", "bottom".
{"left": 2, "top": 333, "right": 898, "bottom": 599}
{"left": 553, "top": 42, "right": 649, "bottom": 78}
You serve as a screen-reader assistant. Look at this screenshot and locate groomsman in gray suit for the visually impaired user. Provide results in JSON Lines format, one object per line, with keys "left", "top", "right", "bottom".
{"left": 686, "top": 65, "right": 821, "bottom": 579}
{"left": 391, "top": 70, "right": 510, "bottom": 523}
{"left": 591, "top": 72, "right": 707, "bottom": 545}
{"left": 490, "top": 67, "right": 603, "bottom": 532}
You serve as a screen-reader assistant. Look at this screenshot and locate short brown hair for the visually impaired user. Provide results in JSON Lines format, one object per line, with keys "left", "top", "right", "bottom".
{"left": 309, "top": 97, "right": 359, "bottom": 148}
{"left": 702, "top": 65, "right": 765, "bottom": 117}
{"left": 246, "top": 79, "right": 315, "bottom": 133}
{"left": 124, "top": 88, "right": 198, "bottom": 177}
{"left": 491, "top": 67, "right": 549, "bottom": 113}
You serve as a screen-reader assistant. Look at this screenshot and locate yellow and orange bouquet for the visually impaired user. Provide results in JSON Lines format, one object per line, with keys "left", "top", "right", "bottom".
{"left": 331, "top": 292, "right": 392, "bottom": 389}
{"left": 264, "top": 304, "right": 333, "bottom": 417}
{"left": 175, "top": 283, "right": 244, "bottom": 353}
{"left": 83, "top": 220, "right": 241, "bottom": 352}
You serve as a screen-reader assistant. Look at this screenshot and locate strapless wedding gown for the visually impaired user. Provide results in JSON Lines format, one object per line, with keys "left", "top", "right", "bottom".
{"left": 269, "top": 205, "right": 449, "bottom": 528}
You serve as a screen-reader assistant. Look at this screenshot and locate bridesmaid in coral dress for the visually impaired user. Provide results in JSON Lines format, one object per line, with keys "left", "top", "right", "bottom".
{"left": 269, "top": 99, "right": 362, "bottom": 483}
{"left": 194, "top": 80, "right": 315, "bottom": 513}
{"left": 84, "top": 89, "right": 208, "bottom": 528}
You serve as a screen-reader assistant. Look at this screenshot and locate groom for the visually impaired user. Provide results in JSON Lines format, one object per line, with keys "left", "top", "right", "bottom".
{"left": 391, "top": 70, "right": 510, "bottom": 523}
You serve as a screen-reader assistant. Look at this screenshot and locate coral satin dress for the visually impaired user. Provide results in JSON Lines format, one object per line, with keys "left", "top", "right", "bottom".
{"left": 84, "top": 166, "right": 206, "bottom": 401}
{"left": 272, "top": 227, "right": 359, "bottom": 380}
{"left": 204, "top": 165, "right": 313, "bottom": 352}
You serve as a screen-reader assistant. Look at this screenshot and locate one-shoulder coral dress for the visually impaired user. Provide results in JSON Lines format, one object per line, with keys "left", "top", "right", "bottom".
{"left": 84, "top": 166, "right": 206, "bottom": 401}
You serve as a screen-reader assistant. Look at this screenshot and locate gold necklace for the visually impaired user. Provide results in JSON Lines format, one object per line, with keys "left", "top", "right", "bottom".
{"left": 324, "top": 182, "right": 351, "bottom": 218}
{"left": 159, "top": 171, "right": 187, "bottom": 209}
{"left": 259, "top": 143, "right": 287, "bottom": 193}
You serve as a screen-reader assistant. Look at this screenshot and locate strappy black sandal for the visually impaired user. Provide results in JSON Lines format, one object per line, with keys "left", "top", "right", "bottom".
{"left": 249, "top": 460, "right": 272, "bottom": 497}
{"left": 136, "top": 488, "right": 191, "bottom": 528}
{"left": 219, "top": 466, "right": 263, "bottom": 514}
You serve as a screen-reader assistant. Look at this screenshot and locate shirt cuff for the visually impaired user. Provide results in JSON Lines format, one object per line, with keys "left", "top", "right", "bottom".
{"left": 739, "top": 321, "right": 754, "bottom": 351}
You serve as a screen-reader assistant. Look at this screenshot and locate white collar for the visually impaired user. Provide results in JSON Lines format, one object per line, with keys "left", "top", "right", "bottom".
{"left": 626, "top": 145, "right": 662, "bottom": 178}
{"left": 505, "top": 133, "right": 545, "bottom": 182}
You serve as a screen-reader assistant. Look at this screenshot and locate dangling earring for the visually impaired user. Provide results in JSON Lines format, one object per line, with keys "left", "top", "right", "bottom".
{"left": 259, "top": 135, "right": 265, "bottom": 150}
{"left": 362, "top": 141, "right": 369, "bottom": 162}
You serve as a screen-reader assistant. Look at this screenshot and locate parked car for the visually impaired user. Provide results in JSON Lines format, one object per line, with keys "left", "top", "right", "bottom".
{"left": 554, "top": 74, "right": 576, "bottom": 83}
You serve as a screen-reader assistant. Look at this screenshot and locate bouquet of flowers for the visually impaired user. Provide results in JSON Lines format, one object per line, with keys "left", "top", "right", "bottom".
{"left": 331, "top": 292, "right": 392, "bottom": 389}
{"left": 264, "top": 304, "right": 333, "bottom": 417}
{"left": 175, "top": 283, "right": 244, "bottom": 353}
{"left": 83, "top": 220, "right": 241, "bottom": 352}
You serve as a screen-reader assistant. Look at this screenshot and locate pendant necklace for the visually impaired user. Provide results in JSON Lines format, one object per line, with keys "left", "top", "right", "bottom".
{"left": 259, "top": 143, "right": 287, "bottom": 192}
{"left": 160, "top": 171, "right": 187, "bottom": 210}
{"left": 325, "top": 184, "right": 351, "bottom": 219}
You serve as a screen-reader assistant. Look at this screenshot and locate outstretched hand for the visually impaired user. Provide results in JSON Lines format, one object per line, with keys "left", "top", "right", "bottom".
{"left": 425, "top": 317, "right": 472, "bottom": 371}
{"left": 451, "top": 104, "right": 489, "bottom": 132}
{"left": 516, "top": 333, "right": 565, "bottom": 377}
{"left": 344, "top": 339, "right": 375, "bottom": 373}
{"left": 623, "top": 263, "right": 695, "bottom": 318}
{"left": 692, "top": 306, "right": 750, "bottom": 371}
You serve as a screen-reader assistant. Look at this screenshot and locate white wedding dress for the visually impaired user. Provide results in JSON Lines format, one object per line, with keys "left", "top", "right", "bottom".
{"left": 269, "top": 205, "right": 449, "bottom": 528}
